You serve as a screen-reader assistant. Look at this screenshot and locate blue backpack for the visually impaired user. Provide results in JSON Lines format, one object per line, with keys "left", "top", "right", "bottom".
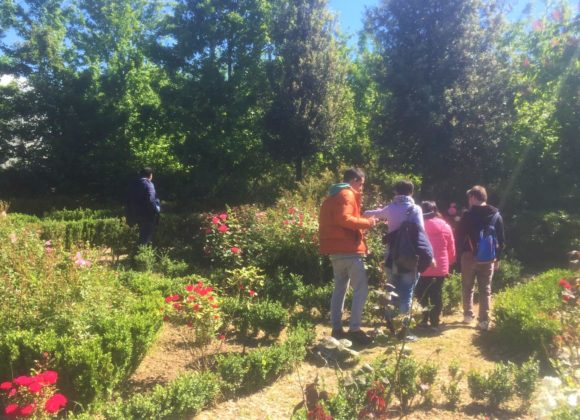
{"left": 476, "top": 212, "right": 500, "bottom": 262}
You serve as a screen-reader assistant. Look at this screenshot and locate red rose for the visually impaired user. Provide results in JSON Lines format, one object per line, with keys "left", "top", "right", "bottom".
{"left": 193, "top": 304, "right": 200, "bottom": 311}
{"left": 8, "top": 388, "right": 17, "bottom": 397}
{"left": 38, "top": 371, "right": 58, "bottom": 385}
{"left": 214, "top": 315, "right": 220, "bottom": 319}
{"left": 211, "top": 304, "right": 219, "bottom": 308}
{"left": 28, "top": 382, "right": 43, "bottom": 394}
{"left": 163, "top": 316, "right": 170, "bottom": 322}
{"left": 218, "top": 224, "right": 229, "bottom": 233}
{"left": 211, "top": 217, "right": 220, "bottom": 224}
{"left": 13, "top": 376, "right": 34, "bottom": 386}
{"left": 4, "top": 404, "right": 19, "bottom": 416}
{"left": 249, "top": 290, "right": 256, "bottom": 297}
{"left": 231, "top": 247, "right": 241, "bottom": 254}
{"left": 288, "top": 207, "right": 296, "bottom": 214}
{"left": 219, "top": 334, "right": 225, "bottom": 341}
{"left": 283, "top": 220, "right": 289, "bottom": 225}
{"left": 185, "top": 284, "right": 194, "bottom": 292}
{"left": 165, "top": 296, "right": 173, "bottom": 303}
{"left": 0, "top": 381, "right": 12, "bottom": 391}
{"left": 559, "top": 279, "right": 572, "bottom": 289}
{"left": 44, "top": 393, "right": 67, "bottom": 414}
{"left": 563, "top": 295, "right": 572, "bottom": 302}
{"left": 219, "top": 213, "right": 227, "bottom": 221}
{"left": 19, "top": 404, "right": 35, "bottom": 417}
{"left": 173, "top": 303, "right": 182, "bottom": 311}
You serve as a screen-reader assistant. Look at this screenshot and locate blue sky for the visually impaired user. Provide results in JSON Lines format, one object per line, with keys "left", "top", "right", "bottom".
{"left": 327, "top": 0, "right": 577, "bottom": 37}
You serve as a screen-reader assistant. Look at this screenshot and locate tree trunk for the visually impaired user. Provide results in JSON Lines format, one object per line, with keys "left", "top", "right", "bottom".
{"left": 295, "top": 156, "right": 303, "bottom": 182}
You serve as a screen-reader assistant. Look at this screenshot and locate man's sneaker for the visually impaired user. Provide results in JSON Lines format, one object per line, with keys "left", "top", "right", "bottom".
{"left": 462, "top": 315, "right": 474, "bottom": 324}
{"left": 331, "top": 328, "right": 347, "bottom": 340}
{"left": 348, "top": 330, "right": 373, "bottom": 346}
{"left": 396, "top": 329, "right": 418, "bottom": 342}
{"left": 477, "top": 321, "right": 490, "bottom": 331}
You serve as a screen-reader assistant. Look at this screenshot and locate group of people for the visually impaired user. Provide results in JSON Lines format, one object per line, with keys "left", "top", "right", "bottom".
{"left": 318, "top": 168, "right": 505, "bottom": 345}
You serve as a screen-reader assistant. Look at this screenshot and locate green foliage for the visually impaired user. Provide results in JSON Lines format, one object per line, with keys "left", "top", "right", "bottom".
{"left": 442, "top": 272, "right": 462, "bottom": 315}
{"left": 221, "top": 297, "right": 288, "bottom": 338}
{"left": 215, "top": 324, "right": 314, "bottom": 394}
{"left": 508, "top": 211, "right": 580, "bottom": 269}
{"left": 441, "top": 360, "right": 463, "bottom": 409}
{"left": 467, "top": 359, "right": 540, "bottom": 409}
{"left": 0, "top": 220, "right": 162, "bottom": 405}
{"left": 100, "top": 372, "right": 220, "bottom": 419}
{"left": 493, "top": 269, "right": 572, "bottom": 354}
{"left": 493, "top": 255, "right": 524, "bottom": 291}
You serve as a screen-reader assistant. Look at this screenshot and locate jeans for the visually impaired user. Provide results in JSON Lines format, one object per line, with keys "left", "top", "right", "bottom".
{"left": 461, "top": 252, "right": 494, "bottom": 321}
{"left": 330, "top": 254, "right": 368, "bottom": 331}
{"left": 415, "top": 276, "right": 445, "bottom": 326}
{"left": 386, "top": 268, "right": 419, "bottom": 316}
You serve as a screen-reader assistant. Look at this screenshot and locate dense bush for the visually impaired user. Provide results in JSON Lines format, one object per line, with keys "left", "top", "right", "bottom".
{"left": 0, "top": 221, "right": 163, "bottom": 405}
{"left": 215, "top": 324, "right": 314, "bottom": 394}
{"left": 493, "top": 269, "right": 573, "bottom": 354}
{"left": 99, "top": 372, "right": 220, "bottom": 419}
{"left": 442, "top": 272, "right": 462, "bottom": 315}
{"left": 492, "top": 255, "right": 524, "bottom": 292}
{"left": 221, "top": 297, "right": 289, "bottom": 338}
{"left": 508, "top": 211, "right": 580, "bottom": 269}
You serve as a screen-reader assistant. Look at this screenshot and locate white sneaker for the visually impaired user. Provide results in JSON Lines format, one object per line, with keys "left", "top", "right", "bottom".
{"left": 462, "top": 315, "right": 474, "bottom": 324}
{"left": 477, "top": 321, "right": 490, "bottom": 331}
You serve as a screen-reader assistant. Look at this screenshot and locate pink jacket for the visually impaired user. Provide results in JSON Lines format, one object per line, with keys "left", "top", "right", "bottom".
{"left": 421, "top": 216, "right": 456, "bottom": 277}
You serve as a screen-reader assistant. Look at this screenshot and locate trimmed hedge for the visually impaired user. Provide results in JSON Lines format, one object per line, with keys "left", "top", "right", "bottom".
{"left": 99, "top": 372, "right": 220, "bottom": 420}
{"left": 493, "top": 269, "right": 573, "bottom": 354}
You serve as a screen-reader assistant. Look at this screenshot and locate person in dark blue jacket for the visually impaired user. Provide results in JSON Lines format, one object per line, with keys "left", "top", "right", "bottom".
{"left": 126, "top": 167, "right": 160, "bottom": 246}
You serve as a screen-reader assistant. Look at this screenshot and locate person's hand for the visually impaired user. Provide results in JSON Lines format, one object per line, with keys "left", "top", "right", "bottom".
{"left": 430, "top": 259, "right": 437, "bottom": 268}
{"left": 368, "top": 216, "right": 378, "bottom": 227}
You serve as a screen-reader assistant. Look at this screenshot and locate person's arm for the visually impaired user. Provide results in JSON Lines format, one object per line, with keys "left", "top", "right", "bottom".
{"left": 363, "top": 206, "right": 388, "bottom": 219}
{"left": 145, "top": 181, "right": 158, "bottom": 215}
{"left": 337, "top": 191, "right": 374, "bottom": 230}
{"left": 413, "top": 205, "right": 425, "bottom": 231}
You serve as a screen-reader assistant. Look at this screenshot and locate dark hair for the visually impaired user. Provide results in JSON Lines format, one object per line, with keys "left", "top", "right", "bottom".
{"left": 394, "top": 180, "right": 414, "bottom": 196}
{"left": 421, "top": 201, "right": 442, "bottom": 218}
{"left": 343, "top": 168, "right": 365, "bottom": 183}
{"left": 467, "top": 185, "right": 487, "bottom": 202}
{"left": 140, "top": 167, "right": 153, "bottom": 178}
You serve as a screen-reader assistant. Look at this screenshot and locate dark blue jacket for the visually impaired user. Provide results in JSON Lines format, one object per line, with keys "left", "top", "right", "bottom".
{"left": 384, "top": 222, "right": 434, "bottom": 273}
{"left": 126, "top": 178, "right": 159, "bottom": 226}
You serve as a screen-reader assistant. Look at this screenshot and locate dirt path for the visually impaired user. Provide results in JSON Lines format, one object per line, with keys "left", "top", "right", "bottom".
{"left": 192, "top": 308, "right": 509, "bottom": 420}
{"left": 127, "top": 305, "right": 529, "bottom": 419}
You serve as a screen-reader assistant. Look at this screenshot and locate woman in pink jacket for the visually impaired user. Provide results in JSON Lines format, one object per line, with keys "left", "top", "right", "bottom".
{"left": 415, "top": 201, "right": 456, "bottom": 330}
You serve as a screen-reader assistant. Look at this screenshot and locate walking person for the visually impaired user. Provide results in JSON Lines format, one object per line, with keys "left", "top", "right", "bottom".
{"left": 319, "top": 168, "right": 377, "bottom": 345}
{"left": 415, "top": 201, "right": 456, "bottom": 331}
{"left": 456, "top": 185, "right": 505, "bottom": 331}
{"left": 126, "top": 167, "right": 160, "bottom": 246}
{"left": 364, "top": 180, "right": 433, "bottom": 340}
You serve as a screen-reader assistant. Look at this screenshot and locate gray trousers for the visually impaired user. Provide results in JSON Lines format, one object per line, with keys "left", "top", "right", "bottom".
{"left": 330, "top": 254, "right": 368, "bottom": 331}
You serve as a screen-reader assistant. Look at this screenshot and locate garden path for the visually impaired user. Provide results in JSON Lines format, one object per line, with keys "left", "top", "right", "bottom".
{"left": 128, "top": 305, "right": 529, "bottom": 419}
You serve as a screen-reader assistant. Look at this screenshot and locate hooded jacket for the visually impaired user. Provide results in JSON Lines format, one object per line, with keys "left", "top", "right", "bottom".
{"left": 456, "top": 204, "right": 505, "bottom": 260}
{"left": 319, "top": 183, "right": 373, "bottom": 255}
{"left": 421, "top": 213, "right": 456, "bottom": 277}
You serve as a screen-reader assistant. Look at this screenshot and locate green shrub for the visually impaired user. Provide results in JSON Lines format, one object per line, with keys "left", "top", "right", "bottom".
{"left": 221, "top": 298, "right": 289, "bottom": 338}
{"left": 296, "top": 283, "right": 335, "bottom": 317}
{"left": 442, "top": 272, "right": 462, "bottom": 314}
{"left": 508, "top": 211, "right": 580, "bottom": 269}
{"left": 493, "top": 269, "right": 572, "bottom": 354}
{"left": 493, "top": 255, "right": 524, "bottom": 292}
{"left": 215, "top": 324, "right": 314, "bottom": 394}
{"left": 101, "top": 372, "right": 220, "bottom": 419}
{"left": 467, "top": 359, "right": 540, "bottom": 409}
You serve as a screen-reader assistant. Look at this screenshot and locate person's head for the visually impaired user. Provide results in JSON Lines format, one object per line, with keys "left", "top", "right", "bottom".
{"left": 394, "top": 180, "right": 414, "bottom": 196}
{"left": 140, "top": 167, "right": 154, "bottom": 180}
{"left": 466, "top": 185, "right": 487, "bottom": 207}
{"left": 421, "top": 201, "right": 442, "bottom": 218}
{"left": 343, "top": 168, "right": 365, "bottom": 192}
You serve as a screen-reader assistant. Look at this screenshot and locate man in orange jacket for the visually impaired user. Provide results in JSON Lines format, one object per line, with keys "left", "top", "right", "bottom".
{"left": 319, "top": 168, "right": 377, "bottom": 345}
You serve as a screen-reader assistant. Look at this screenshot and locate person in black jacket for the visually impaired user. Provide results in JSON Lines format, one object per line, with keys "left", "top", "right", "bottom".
{"left": 126, "top": 167, "right": 160, "bottom": 246}
{"left": 456, "top": 185, "right": 505, "bottom": 331}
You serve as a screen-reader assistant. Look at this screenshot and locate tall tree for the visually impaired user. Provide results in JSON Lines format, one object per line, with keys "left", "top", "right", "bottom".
{"left": 367, "top": 0, "right": 514, "bottom": 198}
{"left": 263, "top": 0, "right": 349, "bottom": 181}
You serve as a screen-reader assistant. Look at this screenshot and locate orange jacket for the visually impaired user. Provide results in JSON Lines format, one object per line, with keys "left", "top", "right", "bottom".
{"left": 319, "top": 187, "right": 373, "bottom": 255}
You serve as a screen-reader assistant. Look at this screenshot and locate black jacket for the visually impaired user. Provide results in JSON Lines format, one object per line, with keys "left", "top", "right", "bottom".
{"left": 456, "top": 205, "right": 505, "bottom": 260}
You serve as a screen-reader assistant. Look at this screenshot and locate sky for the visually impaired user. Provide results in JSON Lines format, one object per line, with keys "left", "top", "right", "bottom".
{"left": 327, "top": 0, "right": 578, "bottom": 39}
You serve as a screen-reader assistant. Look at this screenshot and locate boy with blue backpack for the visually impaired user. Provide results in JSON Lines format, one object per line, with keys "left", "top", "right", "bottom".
{"left": 456, "top": 185, "right": 505, "bottom": 331}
